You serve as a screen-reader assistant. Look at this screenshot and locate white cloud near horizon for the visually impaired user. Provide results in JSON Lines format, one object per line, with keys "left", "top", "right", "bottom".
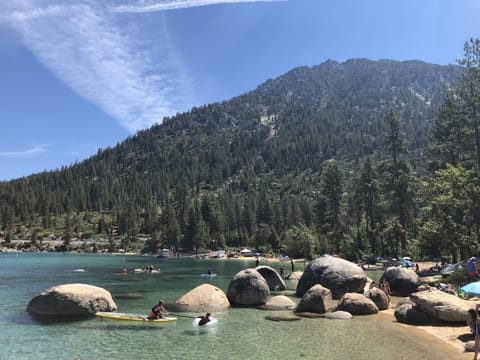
{"left": 0, "top": 0, "right": 284, "bottom": 134}
{"left": 0, "top": 145, "right": 48, "bottom": 159}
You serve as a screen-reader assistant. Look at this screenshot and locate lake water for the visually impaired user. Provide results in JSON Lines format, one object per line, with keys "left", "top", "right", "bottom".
{"left": 0, "top": 253, "right": 466, "bottom": 360}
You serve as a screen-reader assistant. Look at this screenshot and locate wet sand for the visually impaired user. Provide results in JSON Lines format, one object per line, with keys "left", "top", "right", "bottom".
{"left": 379, "top": 308, "right": 471, "bottom": 359}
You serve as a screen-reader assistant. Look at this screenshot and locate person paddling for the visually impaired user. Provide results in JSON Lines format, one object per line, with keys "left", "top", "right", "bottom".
{"left": 149, "top": 300, "right": 169, "bottom": 319}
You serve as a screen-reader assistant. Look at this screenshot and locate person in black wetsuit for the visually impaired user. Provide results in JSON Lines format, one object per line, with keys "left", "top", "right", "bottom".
{"left": 198, "top": 313, "right": 211, "bottom": 326}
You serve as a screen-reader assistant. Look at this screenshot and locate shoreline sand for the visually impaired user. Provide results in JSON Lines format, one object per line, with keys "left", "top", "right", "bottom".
{"left": 380, "top": 308, "right": 471, "bottom": 359}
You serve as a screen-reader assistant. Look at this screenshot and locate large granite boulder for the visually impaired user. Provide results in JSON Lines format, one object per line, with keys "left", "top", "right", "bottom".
{"left": 336, "top": 293, "right": 378, "bottom": 315}
{"left": 364, "top": 288, "right": 389, "bottom": 310}
{"left": 393, "top": 298, "right": 439, "bottom": 325}
{"left": 227, "top": 269, "right": 270, "bottom": 306}
{"left": 296, "top": 257, "right": 367, "bottom": 299}
{"left": 27, "top": 283, "right": 117, "bottom": 316}
{"left": 296, "top": 284, "right": 335, "bottom": 314}
{"left": 256, "top": 266, "right": 286, "bottom": 291}
{"left": 409, "top": 290, "right": 474, "bottom": 323}
{"left": 380, "top": 267, "right": 419, "bottom": 297}
{"left": 259, "top": 295, "right": 297, "bottom": 311}
{"left": 173, "top": 284, "right": 230, "bottom": 312}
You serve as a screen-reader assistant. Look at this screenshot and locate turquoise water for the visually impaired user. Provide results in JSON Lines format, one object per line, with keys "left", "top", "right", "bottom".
{"left": 0, "top": 253, "right": 464, "bottom": 360}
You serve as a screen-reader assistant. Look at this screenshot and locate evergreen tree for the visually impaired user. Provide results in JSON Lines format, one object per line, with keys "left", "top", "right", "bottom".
{"left": 379, "top": 111, "right": 416, "bottom": 254}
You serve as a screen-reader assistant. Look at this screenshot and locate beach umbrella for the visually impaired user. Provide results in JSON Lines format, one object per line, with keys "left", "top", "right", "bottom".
{"left": 460, "top": 281, "right": 480, "bottom": 296}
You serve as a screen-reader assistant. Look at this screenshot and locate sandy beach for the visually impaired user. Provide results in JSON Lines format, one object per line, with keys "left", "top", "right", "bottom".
{"left": 379, "top": 307, "right": 471, "bottom": 359}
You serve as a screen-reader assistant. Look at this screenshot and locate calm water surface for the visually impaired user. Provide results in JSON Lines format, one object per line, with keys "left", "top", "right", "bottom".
{"left": 0, "top": 253, "right": 466, "bottom": 359}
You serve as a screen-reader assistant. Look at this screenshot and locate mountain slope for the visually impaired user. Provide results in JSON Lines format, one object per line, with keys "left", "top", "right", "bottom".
{"left": 0, "top": 58, "right": 461, "bottom": 251}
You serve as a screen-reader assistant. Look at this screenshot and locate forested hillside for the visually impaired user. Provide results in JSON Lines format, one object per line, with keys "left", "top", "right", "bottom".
{"left": 2, "top": 44, "right": 479, "bottom": 262}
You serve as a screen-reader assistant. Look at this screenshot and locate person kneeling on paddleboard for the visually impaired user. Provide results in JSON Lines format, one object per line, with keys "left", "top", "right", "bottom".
{"left": 149, "top": 300, "right": 169, "bottom": 319}
{"left": 198, "top": 313, "right": 211, "bottom": 326}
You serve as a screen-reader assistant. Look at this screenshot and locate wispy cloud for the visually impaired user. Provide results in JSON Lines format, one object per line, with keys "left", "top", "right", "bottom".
{"left": 0, "top": 145, "right": 48, "bottom": 159}
{"left": 1, "top": 0, "right": 283, "bottom": 133}
{"left": 4, "top": 1, "right": 185, "bottom": 133}
{"left": 113, "top": 0, "right": 285, "bottom": 13}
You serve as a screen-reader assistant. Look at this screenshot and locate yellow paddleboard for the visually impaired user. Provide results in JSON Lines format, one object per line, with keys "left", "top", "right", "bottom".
{"left": 95, "top": 312, "right": 177, "bottom": 322}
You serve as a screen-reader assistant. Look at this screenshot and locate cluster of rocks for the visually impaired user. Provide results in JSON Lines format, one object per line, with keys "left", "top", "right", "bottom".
{"left": 26, "top": 257, "right": 417, "bottom": 320}
{"left": 27, "top": 256, "right": 480, "bottom": 353}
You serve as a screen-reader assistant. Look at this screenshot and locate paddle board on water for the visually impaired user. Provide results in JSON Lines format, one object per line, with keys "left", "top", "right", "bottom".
{"left": 95, "top": 312, "right": 177, "bottom": 322}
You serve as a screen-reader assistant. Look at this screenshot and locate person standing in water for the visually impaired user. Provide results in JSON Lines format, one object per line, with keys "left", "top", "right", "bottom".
{"left": 380, "top": 278, "right": 391, "bottom": 300}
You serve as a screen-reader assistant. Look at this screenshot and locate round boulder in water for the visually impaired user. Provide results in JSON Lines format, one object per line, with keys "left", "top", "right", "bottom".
{"left": 227, "top": 269, "right": 270, "bottom": 306}
{"left": 296, "top": 257, "right": 367, "bottom": 299}
{"left": 174, "top": 284, "right": 230, "bottom": 312}
{"left": 27, "top": 283, "right": 117, "bottom": 317}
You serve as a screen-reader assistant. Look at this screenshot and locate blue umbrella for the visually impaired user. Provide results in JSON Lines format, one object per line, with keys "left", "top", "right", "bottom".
{"left": 461, "top": 281, "right": 480, "bottom": 296}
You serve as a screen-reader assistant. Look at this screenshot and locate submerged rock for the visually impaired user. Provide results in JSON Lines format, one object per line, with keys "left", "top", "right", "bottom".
{"left": 324, "top": 311, "right": 353, "bottom": 320}
{"left": 265, "top": 313, "right": 302, "bottom": 321}
{"left": 259, "top": 295, "right": 297, "bottom": 311}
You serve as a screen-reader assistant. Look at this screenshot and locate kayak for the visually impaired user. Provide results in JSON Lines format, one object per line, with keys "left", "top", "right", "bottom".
{"left": 95, "top": 312, "right": 177, "bottom": 323}
{"left": 192, "top": 317, "right": 218, "bottom": 327}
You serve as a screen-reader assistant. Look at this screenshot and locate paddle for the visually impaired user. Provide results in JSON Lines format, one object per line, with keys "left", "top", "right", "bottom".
{"left": 169, "top": 313, "right": 198, "bottom": 319}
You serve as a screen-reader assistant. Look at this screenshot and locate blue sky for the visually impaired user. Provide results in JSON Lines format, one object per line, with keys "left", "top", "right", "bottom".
{"left": 0, "top": 0, "right": 479, "bottom": 181}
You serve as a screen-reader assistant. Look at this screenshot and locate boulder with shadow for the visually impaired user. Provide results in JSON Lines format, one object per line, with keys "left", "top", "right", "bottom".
{"left": 27, "top": 283, "right": 117, "bottom": 317}
{"left": 296, "top": 257, "right": 367, "bottom": 299}
{"left": 409, "top": 289, "right": 475, "bottom": 323}
{"left": 364, "top": 288, "right": 389, "bottom": 310}
{"left": 393, "top": 298, "right": 439, "bottom": 325}
{"left": 227, "top": 269, "right": 270, "bottom": 306}
{"left": 336, "top": 293, "right": 378, "bottom": 315}
{"left": 296, "top": 284, "right": 335, "bottom": 314}
{"left": 256, "top": 265, "right": 286, "bottom": 291}
{"left": 173, "top": 284, "right": 230, "bottom": 312}
{"left": 380, "top": 267, "right": 419, "bottom": 297}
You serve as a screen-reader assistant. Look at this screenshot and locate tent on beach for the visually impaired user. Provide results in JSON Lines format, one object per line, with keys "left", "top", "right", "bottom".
{"left": 240, "top": 248, "right": 251, "bottom": 254}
